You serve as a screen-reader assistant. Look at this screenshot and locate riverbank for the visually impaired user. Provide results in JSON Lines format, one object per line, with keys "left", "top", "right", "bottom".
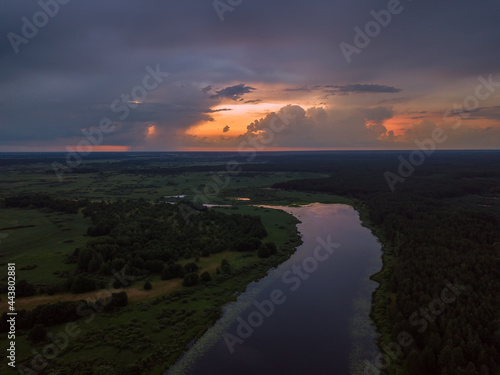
{"left": 352, "top": 198, "right": 398, "bottom": 374}
{"left": 167, "top": 203, "right": 383, "bottom": 375}
{"left": 2, "top": 194, "right": 389, "bottom": 375}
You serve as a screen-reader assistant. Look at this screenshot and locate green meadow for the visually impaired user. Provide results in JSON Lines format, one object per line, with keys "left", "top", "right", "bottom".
{"left": 0, "top": 158, "right": 333, "bottom": 374}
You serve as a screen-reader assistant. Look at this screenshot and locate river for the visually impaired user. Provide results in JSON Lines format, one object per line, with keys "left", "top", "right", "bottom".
{"left": 166, "top": 203, "right": 382, "bottom": 375}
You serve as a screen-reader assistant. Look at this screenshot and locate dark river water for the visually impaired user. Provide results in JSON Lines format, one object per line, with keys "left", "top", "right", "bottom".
{"left": 166, "top": 203, "right": 382, "bottom": 375}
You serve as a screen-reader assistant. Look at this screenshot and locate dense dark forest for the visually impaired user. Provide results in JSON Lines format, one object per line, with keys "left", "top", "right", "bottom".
{"left": 1, "top": 150, "right": 498, "bottom": 374}
{"left": 3, "top": 194, "right": 272, "bottom": 294}
{"left": 273, "top": 151, "right": 500, "bottom": 375}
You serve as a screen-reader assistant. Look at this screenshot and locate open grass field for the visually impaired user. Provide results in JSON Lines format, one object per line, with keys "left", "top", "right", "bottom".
{"left": 0, "top": 157, "right": 325, "bottom": 373}
{"left": 0, "top": 161, "right": 328, "bottom": 201}
{"left": 0, "top": 205, "right": 302, "bottom": 374}
{"left": 0, "top": 208, "right": 91, "bottom": 286}
{"left": 0, "top": 154, "right": 361, "bottom": 374}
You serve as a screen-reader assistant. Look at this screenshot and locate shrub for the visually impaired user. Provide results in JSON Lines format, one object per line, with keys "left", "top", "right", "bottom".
{"left": 265, "top": 242, "right": 278, "bottom": 255}
{"left": 103, "top": 291, "right": 128, "bottom": 311}
{"left": 200, "top": 271, "right": 212, "bottom": 283}
{"left": 161, "top": 263, "right": 185, "bottom": 280}
{"left": 182, "top": 273, "right": 200, "bottom": 287}
{"left": 257, "top": 246, "right": 270, "bottom": 258}
{"left": 71, "top": 275, "right": 97, "bottom": 294}
{"left": 221, "top": 259, "right": 231, "bottom": 274}
{"left": 232, "top": 238, "right": 262, "bottom": 252}
{"left": 17, "top": 280, "right": 36, "bottom": 297}
{"left": 184, "top": 262, "right": 199, "bottom": 273}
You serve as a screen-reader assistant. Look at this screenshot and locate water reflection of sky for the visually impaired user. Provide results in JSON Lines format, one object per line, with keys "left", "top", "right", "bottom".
{"left": 167, "top": 203, "right": 382, "bottom": 375}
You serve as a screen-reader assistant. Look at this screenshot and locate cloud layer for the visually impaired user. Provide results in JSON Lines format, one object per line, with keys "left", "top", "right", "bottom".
{"left": 0, "top": 0, "right": 499, "bottom": 150}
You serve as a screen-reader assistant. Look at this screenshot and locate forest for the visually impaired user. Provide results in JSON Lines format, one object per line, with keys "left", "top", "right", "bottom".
{"left": 2, "top": 194, "right": 272, "bottom": 295}
{"left": 273, "top": 151, "right": 500, "bottom": 375}
{"left": 0, "top": 150, "right": 498, "bottom": 374}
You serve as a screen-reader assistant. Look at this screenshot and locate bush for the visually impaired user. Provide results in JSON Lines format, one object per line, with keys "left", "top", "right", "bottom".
{"left": 221, "top": 259, "right": 231, "bottom": 274}
{"left": 184, "top": 262, "right": 199, "bottom": 273}
{"left": 71, "top": 275, "right": 97, "bottom": 294}
{"left": 182, "top": 273, "right": 200, "bottom": 287}
{"left": 232, "top": 238, "right": 262, "bottom": 252}
{"left": 200, "top": 271, "right": 212, "bottom": 283}
{"left": 257, "top": 246, "right": 270, "bottom": 258}
{"left": 103, "top": 291, "right": 128, "bottom": 311}
{"left": 161, "top": 263, "right": 185, "bottom": 280}
{"left": 265, "top": 242, "right": 278, "bottom": 255}
{"left": 17, "top": 280, "right": 36, "bottom": 297}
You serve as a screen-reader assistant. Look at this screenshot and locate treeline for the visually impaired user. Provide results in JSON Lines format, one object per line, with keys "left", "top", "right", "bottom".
{"left": 3, "top": 195, "right": 273, "bottom": 294}
{"left": 3, "top": 193, "right": 87, "bottom": 214}
{"left": 0, "top": 291, "right": 127, "bottom": 333}
{"left": 273, "top": 153, "right": 500, "bottom": 375}
{"left": 75, "top": 199, "right": 268, "bottom": 278}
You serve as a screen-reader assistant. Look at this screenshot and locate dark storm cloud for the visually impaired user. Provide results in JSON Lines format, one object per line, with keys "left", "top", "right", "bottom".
{"left": 0, "top": 0, "right": 499, "bottom": 149}
{"left": 210, "top": 84, "right": 256, "bottom": 101}
{"left": 335, "top": 84, "right": 402, "bottom": 94}
{"left": 284, "top": 87, "right": 312, "bottom": 92}
{"left": 378, "top": 97, "right": 410, "bottom": 105}
{"left": 206, "top": 108, "right": 232, "bottom": 113}
{"left": 285, "top": 84, "right": 402, "bottom": 95}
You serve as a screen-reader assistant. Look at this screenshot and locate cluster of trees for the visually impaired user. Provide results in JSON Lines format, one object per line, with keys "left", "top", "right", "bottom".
{"left": 0, "top": 279, "right": 36, "bottom": 297}
{"left": 72, "top": 199, "right": 268, "bottom": 283}
{"left": 274, "top": 152, "right": 500, "bottom": 375}
{"left": 3, "top": 193, "right": 87, "bottom": 214}
{"left": 2, "top": 193, "right": 277, "bottom": 296}
{"left": 0, "top": 292, "right": 128, "bottom": 333}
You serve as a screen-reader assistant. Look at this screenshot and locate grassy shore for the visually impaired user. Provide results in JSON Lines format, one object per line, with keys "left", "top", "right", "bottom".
{"left": 0, "top": 167, "right": 386, "bottom": 374}
{"left": 0, "top": 205, "right": 303, "bottom": 374}
{"left": 352, "top": 199, "right": 398, "bottom": 373}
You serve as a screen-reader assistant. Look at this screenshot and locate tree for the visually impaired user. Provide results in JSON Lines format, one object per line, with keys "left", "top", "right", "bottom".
{"left": 184, "top": 262, "right": 199, "bottom": 273}
{"left": 232, "top": 238, "right": 262, "bottom": 252}
{"left": 77, "top": 248, "right": 92, "bottom": 271}
{"left": 200, "top": 271, "right": 212, "bottom": 283}
{"left": 103, "top": 291, "right": 128, "bottom": 312}
{"left": 88, "top": 253, "right": 103, "bottom": 273}
{"left": 182, "top": 273, "right": 200, "bottom": 287}
{"left": 161, "top": 263, "right": 185, "bottom": 280}
{"left": 221, "top": 259, "right": 231, "bottom": 274}
{"left": 144, "top": 260, "right": 164, "bottom": 273}
{"left": 71, "top": 275, "right": 97, "bottom": 294}
{"left": 17, "top": 280, "right": 36, "bottom": 297}
{"left": 264, "top": 242, "right": 277, "bottom": 255}
{"left": 258, "top": 245, "right": 270, "bottom": 258}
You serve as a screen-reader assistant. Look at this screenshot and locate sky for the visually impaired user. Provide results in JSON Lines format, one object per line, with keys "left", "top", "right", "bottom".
{"left": 1, "top": 0, "right": 499, "bottom": 152}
